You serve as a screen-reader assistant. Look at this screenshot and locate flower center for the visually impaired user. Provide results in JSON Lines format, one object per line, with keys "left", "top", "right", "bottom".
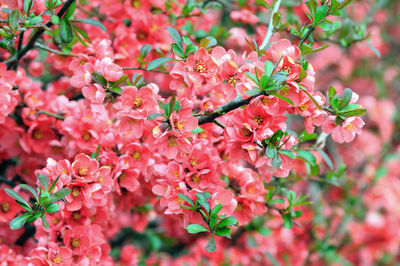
{"left": 240, "top": 126, "right": 252, "bottom": 137}
{"left": 71, "top": 238, "right": 80, "bottom": 249}
{"left": 227, "top": 73, "right": 239, "bottom": 87}
{"left": 53, "top": 255, "right": 62, "bottom": 264}
{"left": 78, "top": 167, "right": 88, "bottom": 176}
{"left": 191, "top": 174, "right": 200, "bottom": 183}
{"left": 1, "top": 202, "right": 9, "bottom": 212}
{"left": 133, "top": 97, "right": 144, "bottom": 109}
{"left": 33, "top": 129, "right": 43, "bottom": 140}
{"left": 119, "top": 172, "right": 126, "bottom": 182}
{"left": 72, "top": 187, "right": 80, "bottom": 197}
{"left": 72, "top": 211, "right": 82, "bottom": 221}
{"left": 174, "top": 120, "right": 184, "bottom": 130}
{"left": 195, "top": 61, "right": 207, "bottom": 73}
{"left": 82, "top": 131, "right": 91, "bottom": 141}
{"left": 132, "top": 151, "right": 141, "bottom": 160}
{"left": 345, "top": 123, "right": 355, "bottom": 131}
{"left": 299, "top": 103, "right": 308, "bottom": 111}
{"left": 190, "top": 158, "right": 198, "bottom": 167}
{"left": 253, "top": 115, "right": 263, "bottom": 125}
{"left": 167, "top": 136, "right": 177, "bottom": 147}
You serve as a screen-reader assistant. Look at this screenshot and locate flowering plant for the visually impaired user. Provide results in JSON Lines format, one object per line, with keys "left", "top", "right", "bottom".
{"left": 0, "top": 0, "right": 398, "bottom": 265}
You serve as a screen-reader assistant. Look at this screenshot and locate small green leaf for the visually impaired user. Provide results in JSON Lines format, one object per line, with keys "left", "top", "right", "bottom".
{"left": 192, "top": 127, "right": 204, "bottom": 134}
{"left": 271, "top": 92, "right": 294, "bottom": 106}
{"left": 18, "top": 184, "right": 39, "bottom": 202}
{"left": 75, "top": 18, "right": 107, "bottom": 33}
{"left": 245, "top": 88, "right": 260, "bottom": 97}
{"left": 339, "top": 88, "right": 352, "bottom": 109}
{"left": 195, "top": 193, "right": 210, "bottom": 213}
{"left": 327, "top": 86, "right": 337, "bottom": 102}
{"left": 147, "top": 113, "right": 162, "bottom": 121}
{"left": 264, "top": 61, "right": 274, "bottom": 77}
{"left": 340, "top": 108, "right": 367, "bottom": 117}
{"left": 215, "top": 227, "right": 231, "bottom": 238}
{"left": 265, "top": 143, "right": 277, "bottom": 159}
{"left": 4, "top": 188, "right": 31, "bottom": 211}
{"left": 147, "top": 57, "right": 173, "bottom": 71}
{"left": 282, "top": 213, "right": 293, "bottom": 229}
{"left": 64, "top": 0, "right": 76, "bottom": 20}
{"left": 217, "top": 216, "right": 237, "bottom": 228}
{"left": 37, "top": 174, "right": 49, "bottom": 191}
{"left": 26, "top": 212, "right": 41, "bottom": 223}
{"left": 41, "top": 213, "right": 49, "bottom": 229}
{"left": 8, "top": 9, "right": 20, "bottom": 33}
{"left": 315, "top": 5, "right": 328, "bottom": 24}
{"left": 45, "top": 203, "right": 60, "bottom": 213}
{"left": 50, "top": 188, "right": 71, "bottom": 202}
{"left": 167, "top": 27, "right": 182, "bottom": 48}
{"left": 296, "top": 150, "right": 316, "bottom": 166}
{"left": 10, "top": 213, "right": 31, "bottom": 230}
{"left": 50, "top": 15, "right": 60, "bottom": 25}
{"left": 187, "top": 224, "right": 209, "bottom": 233}
{"left": 91, "top": 72, "right": 107, "bottom": 87}
{"left": 178, "top": 193, "right": 195, "bottom": 206}
{"left": 140, "top": 44, "right": 152, "bottom": 59}
{"left": 210, "top": 204, "right": 222, "bottom": 217}
{"left": 24, "top": 0, "right": 34, "bottom": 15}
{"left": 278, "top": 149, "right": 296, "bottom": 159}
{"left": 60, "top": 18, "right": 74, "bottom": 43}
{"left": 272, "top": 154, "right": 282, "bottom": 169}
{"left": 206, "top": 235, "right": 217, "bottom": 252}
{"left": 91, "top": 145, "right": 101, "bottom": 160}
{"left": 315, "top": 147, "right": 333, "bottom": 170}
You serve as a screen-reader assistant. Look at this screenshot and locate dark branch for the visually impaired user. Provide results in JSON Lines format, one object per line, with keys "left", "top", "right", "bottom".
{"left": 6, "top": 0, "right": 76, "bottom": 70}
{"left": 197, "top": 92, "right": 264, "bottom": 125}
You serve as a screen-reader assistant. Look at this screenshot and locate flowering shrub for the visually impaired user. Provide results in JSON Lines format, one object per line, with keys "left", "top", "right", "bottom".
{"left": 0, "top": 0, "right": 398, "bottom": 265}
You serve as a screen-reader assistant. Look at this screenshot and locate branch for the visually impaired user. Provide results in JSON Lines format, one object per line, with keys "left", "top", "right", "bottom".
{"left": 260, "top": 0, "right": 282, "bottom": 50}
{"left": 5, "top": 0, "right": 76, "bottom": 70}
{"left": 35, "top": 43, "right": 78, "bottom": 57}
{"left": 197, "top": 92, "right": 264, "bottom": 125}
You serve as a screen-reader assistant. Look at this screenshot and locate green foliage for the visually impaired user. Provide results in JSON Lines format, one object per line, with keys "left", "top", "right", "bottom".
{"left": 5, "top": 174, "right": 70, "bottom": 230}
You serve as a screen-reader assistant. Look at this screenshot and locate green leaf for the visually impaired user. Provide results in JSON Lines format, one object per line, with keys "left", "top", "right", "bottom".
{"left": 210, "top": 204, "right": 222, "bottom": 217}
{"left": 195, "top": 193, "right": 210, "bottom": 213}
{"left": 315, "top": 147, "right": 334, "bottom": 170}
{"left": 206, "top": 235, "right": 217, "bottom": 252}
{"left": 186, "top": 224, "right": 209, "bottom": 233}
{"left": 10, "top": 213, "right": 31, "bottom": 230}
{"left": 327, "top": 86, "right": 337, "bottom": 102}
{"left": 296, "top": 150, "right": 316, "bottom": 166}
{"left": 147, "top": 57, "right": 173, "bottom": 71}
{"left": 264, "top": 61, "right": 274, "bottom": 77}
{"left": 340, "top": 108, "right": 367, "bottom": 117}
{"left": 315, "top": 5, "right": 328, "bottom": 25}
{"left": 48, "top": 175, "right": 61, "bottom": 194}
{"left": 24, "top": 0, "right": 34, "bottom": 15}
{"left": 245, "top": 72, "right": 260, "bottom": 87}
{"left": 37, "top": 174, "right": 49, "bottom": 191}
{"left": 73, "top": 25, "right": 91, "bottom": 43}
{"left": 265, "top": 143, "right": 277, "bottom": 159}
{"left": 50, "top": 15, "right": 60, "bottom": 25}
{"left": 40, "top": 213, "right": 49, "bottom": 229}
{"left": 4, "top": 188, "right": 31, "bottom": 211}
{"left": 91, "top": 145, "right": 101, "bottom": 160}
{"left": 50, "top": 188, "right": 71, "bottom": 202}
{"left": 26, "top": 212, "right": 41, "bottom": 223}
{"left": 91, "top": 72, "right": 107, "bottom": 87}
{"left": 245, "top": 88, "right": 260, "bottom": 97}
{"left": 8, "top": 9, "right": 20, "bottom": 33}
{"left": 339, "top": 88, "right": 352, "bottom": 109}
{"left": 140, "top": 44, "right": 152, "bottom": 59}
{"left": 217, "top": 216, "right": 237, "bottom": 228}
{"left": 75, "top": 18, "right": 107, "bottom": 33}
{"left": 178, "top": 193, "right": 195, "bottom": 206}
{"left": 45, "top": 203, "right": 60, "bottom": 213}
{"left": 64, "top": 0, "right": 76, "bottom": 20}
{"left": 272, "top": 154, "right": 282, "bottom": 169}
{"left": 147, "top": 113, "right": 162, "bottom": 121}
{"left": 271, "top": 71, "right": 287, "bottom": 87}
{"left": 18, "top": 184, "right": 38, "bottom": 202}
{"left": 278, "top": 149, "right": 296, "bottom": 159}
{"left": 282, "top": 213, "right": 293, "bottom": 229}
{"left": 167, "top": 27, "right": 182, "bottom": 48}
{"left": 215, "top": 227, "right": 231, "bottom": 238}
{"left": 60, "top": 18, "right": 74, "bottom": 43}
{"left": 271, "top": 92, "right": 294, "bottom": 106}
{"left": 192, "top": 127, "right": 204, "bottom": 134}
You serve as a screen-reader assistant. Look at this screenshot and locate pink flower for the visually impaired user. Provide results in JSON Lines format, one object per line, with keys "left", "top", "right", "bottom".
{"left": 94, "top": 57, "right": 123, "bottom": 82}
{"left": 170, "top": 107, "right": 198, "bottom": 134}
{"left": 71, "top": 153, "right": 99, "bottom": 182}
{"left": 322, "top": 116, "right": 365, "bottom": 143}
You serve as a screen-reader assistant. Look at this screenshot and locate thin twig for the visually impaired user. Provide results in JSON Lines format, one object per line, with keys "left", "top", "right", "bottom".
{"left": 260, "top": 0, "right": 282, "bottom": 50}
{"left": 35, "top": 43, "right": 78, "bottom": 57}
{"left": 5, "top": 0, "right": 76, "bottom": 69}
